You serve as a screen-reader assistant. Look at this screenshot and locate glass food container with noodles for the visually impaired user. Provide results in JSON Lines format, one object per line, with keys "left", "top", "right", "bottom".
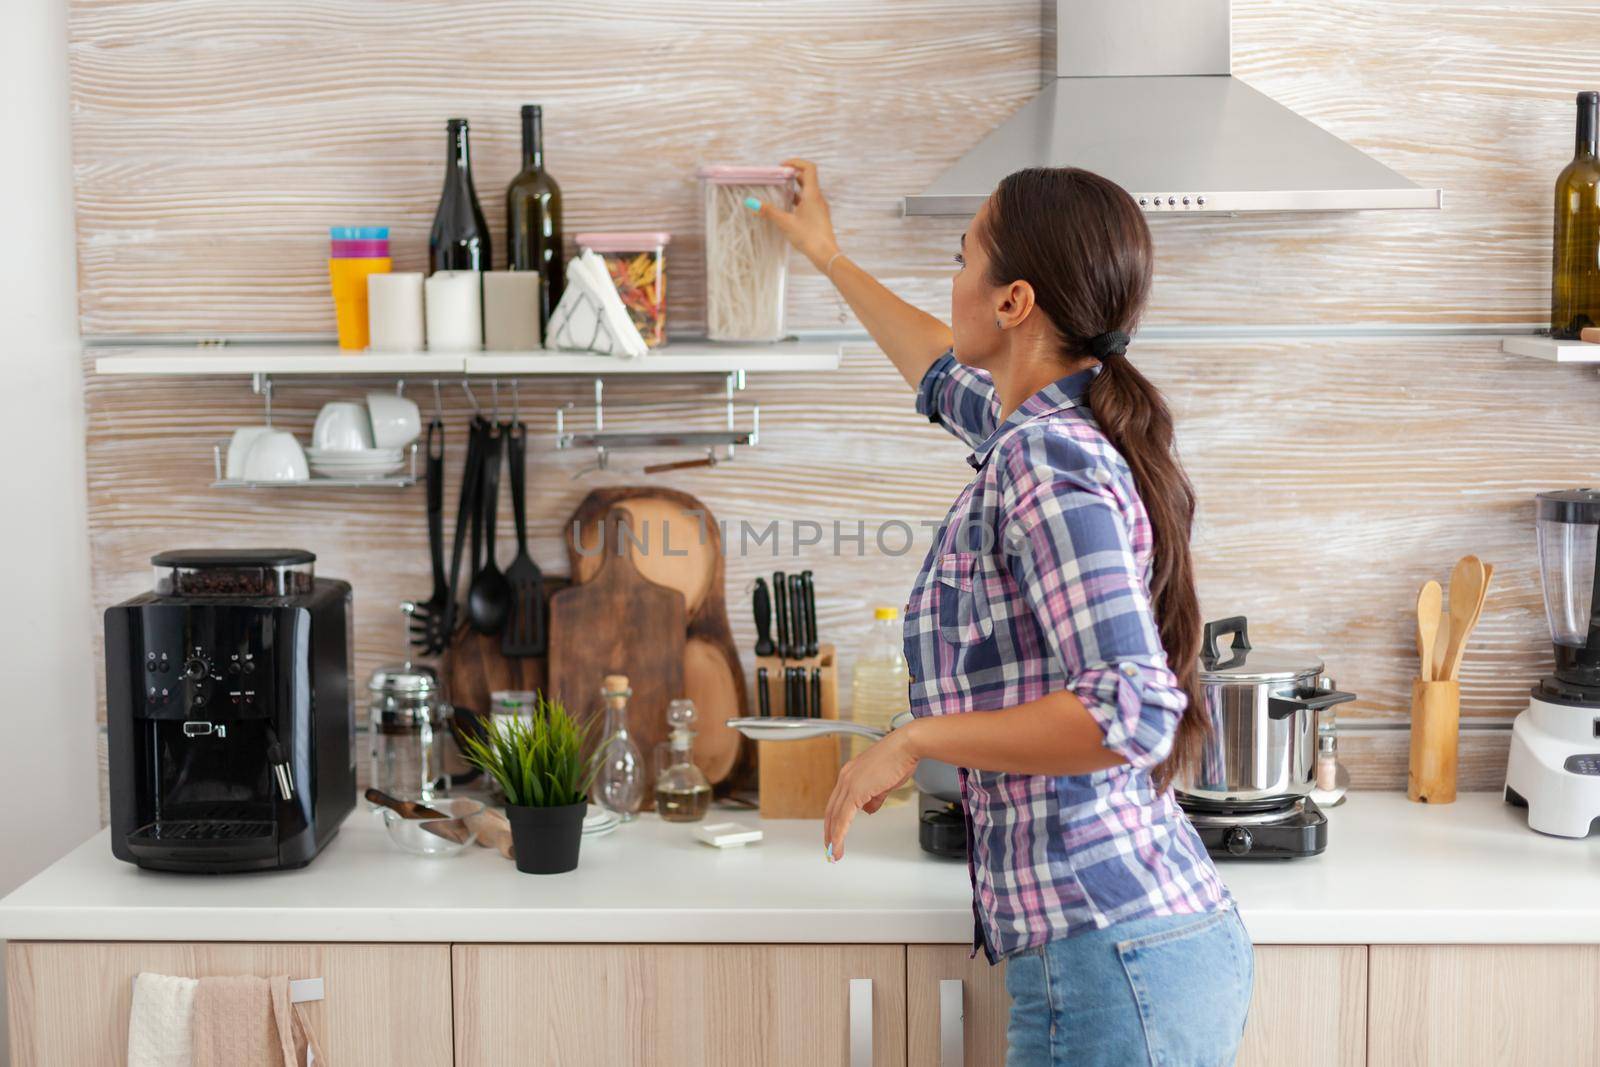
{"left": 696, "top": 165, "right": 795, "bottom": 342}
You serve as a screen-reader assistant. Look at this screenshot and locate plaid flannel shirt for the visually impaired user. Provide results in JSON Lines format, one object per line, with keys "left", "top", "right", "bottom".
{"left": 906, "top": 352, "right": 1231, "bottom": 962}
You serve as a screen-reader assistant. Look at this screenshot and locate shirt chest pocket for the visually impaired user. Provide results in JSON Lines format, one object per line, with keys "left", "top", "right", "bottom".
{"left": 935, "top": 551, "right": 995, "bottom": 646}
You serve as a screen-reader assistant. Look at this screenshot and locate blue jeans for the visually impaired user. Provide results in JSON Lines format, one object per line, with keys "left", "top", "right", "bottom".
{"left": 1004, "top": 908, "right": 1253, "bottom": 1067}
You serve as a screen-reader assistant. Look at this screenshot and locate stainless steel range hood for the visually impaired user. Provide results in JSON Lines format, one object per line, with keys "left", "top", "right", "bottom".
{"left": 903, "top": 0, "right": 1441, "bottom": 216}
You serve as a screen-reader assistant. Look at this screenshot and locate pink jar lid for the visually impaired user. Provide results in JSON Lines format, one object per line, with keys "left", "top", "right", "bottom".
{"left": 696, "top": 164, "right": 796, "bottom": 185}
{"left": 330, "top": 238, "right": 391, "bottom": 258}
{"left": 575, "top": 232, "right": 672, "bottom": 252}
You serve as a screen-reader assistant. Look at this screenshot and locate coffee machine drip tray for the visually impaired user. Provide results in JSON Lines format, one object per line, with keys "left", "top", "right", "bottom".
{"left": 1178, "top": 794, "right": 1327, "bottom": 859}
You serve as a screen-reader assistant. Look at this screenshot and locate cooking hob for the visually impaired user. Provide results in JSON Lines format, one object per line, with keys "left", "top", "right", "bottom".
{"left": 1178, "top": 794, "right": 1327, "bottom": 859}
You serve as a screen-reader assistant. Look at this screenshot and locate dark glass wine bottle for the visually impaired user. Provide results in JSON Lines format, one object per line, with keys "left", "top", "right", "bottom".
{"left": 429, "top": 118, "right": 491, "bottom": 274}
{"left": 1553, "top": 91, "right": 1600, "bottom": 339}
{"left": 506, "top": 104, "right": 564, "bottom": 339}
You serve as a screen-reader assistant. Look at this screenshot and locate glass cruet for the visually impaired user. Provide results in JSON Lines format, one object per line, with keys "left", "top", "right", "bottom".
{"left": 592, "top": 674, "right": 644, "bottom": 821}
{"left": 654, "top": 699, "right": 712, "bottom": 823}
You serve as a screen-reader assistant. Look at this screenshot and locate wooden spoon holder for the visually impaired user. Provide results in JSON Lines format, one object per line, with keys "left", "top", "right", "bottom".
{"left": 1407, "top": 678, "right": 1460, "bottom": 804}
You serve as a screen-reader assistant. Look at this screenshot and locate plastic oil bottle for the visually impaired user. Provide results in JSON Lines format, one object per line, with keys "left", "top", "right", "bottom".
{"left": 848, "top": 606, "right": 913, "bottom": 805}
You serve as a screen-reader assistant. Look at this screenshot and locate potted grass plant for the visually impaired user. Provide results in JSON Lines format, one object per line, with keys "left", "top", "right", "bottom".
{"left": 459, "top": 692, "right": 600, "bottom": 874}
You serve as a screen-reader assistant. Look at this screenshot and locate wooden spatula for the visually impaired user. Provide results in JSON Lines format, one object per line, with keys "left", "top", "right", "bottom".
{"left": 1416, "top": 580, "right": 1443, "bottom": 682}
{"left": 1439, "top": 557, "right": 1491, "bottom": 682}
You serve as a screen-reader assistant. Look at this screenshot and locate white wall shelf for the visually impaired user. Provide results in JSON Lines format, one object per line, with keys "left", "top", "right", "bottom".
{"left": 91, "top": 340, "right": 841, "bottom": 377}
{"left": 1502, "top": 336, "right": 1600, "bottom": 363}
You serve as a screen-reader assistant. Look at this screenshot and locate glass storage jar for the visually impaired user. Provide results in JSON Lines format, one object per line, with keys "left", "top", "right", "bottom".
{"left": 368, "top": 663, "right": 453, "bottom": 802}
{"left": 696, "top": 165, "right": 795, "bottom": 342}
{"left": 575, "top": 232, "right": 671, "bottom": 348}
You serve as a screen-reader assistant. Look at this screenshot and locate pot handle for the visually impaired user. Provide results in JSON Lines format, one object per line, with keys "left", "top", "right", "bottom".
{"left": 1201, "top": 616, "right": 1251, "bottom": 669}
{"left": 1267, "top": 688, "right": 1357, "bottom": 720}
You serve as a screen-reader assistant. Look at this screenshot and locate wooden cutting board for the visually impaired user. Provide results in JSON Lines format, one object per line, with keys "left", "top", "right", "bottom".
{"left": 547, "top": 507, "right": 686, "bottom": 762}
{"left": 568, "top": 489, "right": 750, "bottom": 787}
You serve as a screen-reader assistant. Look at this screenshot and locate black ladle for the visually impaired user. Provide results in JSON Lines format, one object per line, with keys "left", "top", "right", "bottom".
{"left": 467, "top": 424, "right": 511, "bottom": 634}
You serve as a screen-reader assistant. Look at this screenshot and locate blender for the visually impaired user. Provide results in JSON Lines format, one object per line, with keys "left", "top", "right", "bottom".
{"left": 1506, "top": 489, "right": 1600, "bottom": 836}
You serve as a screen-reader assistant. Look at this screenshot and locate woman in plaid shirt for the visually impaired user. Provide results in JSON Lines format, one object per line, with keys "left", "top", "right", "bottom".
{"left": 756, "top": 162, "right": 1252, "bottom": 1066}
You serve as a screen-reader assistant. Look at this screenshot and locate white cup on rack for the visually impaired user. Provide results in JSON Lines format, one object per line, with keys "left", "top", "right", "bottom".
{"left": 225, "top": 426, "right": 274, "bottom": 480}
{"left": 241, "top": 430, "right": 309, "bottom": 482}
{"left": 365, "top": 392, "right": 421, "bottom": 449}
{"left": 312, "top": 401, "right": 375, "bottom": 452}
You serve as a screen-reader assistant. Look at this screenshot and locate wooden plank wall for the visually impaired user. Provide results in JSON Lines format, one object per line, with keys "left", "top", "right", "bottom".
{"left": 68, "top": 0, "right": 1600, "bottom": 799}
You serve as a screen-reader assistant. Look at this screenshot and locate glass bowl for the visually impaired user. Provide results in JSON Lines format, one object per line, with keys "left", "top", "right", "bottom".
{"left": 380, "top": 797, "right": 485, "bottom": 858}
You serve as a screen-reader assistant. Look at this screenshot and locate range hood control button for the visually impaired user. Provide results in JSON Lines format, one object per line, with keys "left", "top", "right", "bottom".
{"left": 1182, "top": 196, "right": 1191, "bottom": 206}
{"left": 1197, "top": 196, "right": 1207, "bottom": 207}
{"left": 1167, "top": 196, "right": 1177, "bottom": 206}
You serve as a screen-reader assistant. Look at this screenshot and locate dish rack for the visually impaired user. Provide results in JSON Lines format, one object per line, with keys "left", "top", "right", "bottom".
{"left": 210, "top": 440, "right": 419, "bottom": 489}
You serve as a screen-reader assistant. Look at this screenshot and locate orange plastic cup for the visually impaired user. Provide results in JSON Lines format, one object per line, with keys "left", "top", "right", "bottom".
{"left": 329, "top": 257, "right": 392, "bottom": 350}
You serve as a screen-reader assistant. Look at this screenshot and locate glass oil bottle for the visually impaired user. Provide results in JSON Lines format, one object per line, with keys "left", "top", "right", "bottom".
{"left": 654, "top": 699, "right": 712, "bottom": 823}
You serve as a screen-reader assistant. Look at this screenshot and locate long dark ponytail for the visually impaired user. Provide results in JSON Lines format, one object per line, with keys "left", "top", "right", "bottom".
{"left": 980, "top": 167, "right": 1206, "bottom": 791}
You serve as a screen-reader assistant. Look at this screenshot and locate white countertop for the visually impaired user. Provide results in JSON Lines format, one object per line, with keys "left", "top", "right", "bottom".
{"left": 3, "top": 792, "right": 1598, "bottom": 945}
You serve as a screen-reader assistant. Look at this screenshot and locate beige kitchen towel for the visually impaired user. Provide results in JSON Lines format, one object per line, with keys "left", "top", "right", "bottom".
{"left": 128, "top": 971, "right": 197, "bottom": 1067}
{"left": 192, "top": 974, "right": 327, "bottom": 1067}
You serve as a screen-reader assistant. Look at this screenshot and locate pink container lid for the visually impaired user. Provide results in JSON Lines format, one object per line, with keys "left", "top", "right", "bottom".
{"left": 575, "top": 232, "right": 672, "bottom": 252}
{"left": 330, "top": 239, "right": 391, "bottom": 258}
{"left": 697, "top": 164, "right": 796, "bottom": 185}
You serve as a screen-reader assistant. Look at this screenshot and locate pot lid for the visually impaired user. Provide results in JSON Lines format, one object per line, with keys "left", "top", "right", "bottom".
{"left": 1197, "top": 616, "right": 1323, "bottom": 683}
{"left": 367, "top": 662, "right": 440, "bottom": 695}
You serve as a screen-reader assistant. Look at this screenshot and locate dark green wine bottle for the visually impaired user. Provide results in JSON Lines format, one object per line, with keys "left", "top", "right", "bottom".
{"left": 1552, "top": 91, "right": 1600, "bottom": 339}
{"left": 506, "top": 105, "right": 564, "bottom": 342}
{"left": 429, "top": 119, "right": 491, "bottom": 273}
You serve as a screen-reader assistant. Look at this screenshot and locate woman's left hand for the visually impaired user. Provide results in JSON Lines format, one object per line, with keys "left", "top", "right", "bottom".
{"left": 823, "top": 725, "right": 920, "bottom": 862}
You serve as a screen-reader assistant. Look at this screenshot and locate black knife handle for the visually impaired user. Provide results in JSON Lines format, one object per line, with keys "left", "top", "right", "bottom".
{"left": 789, "top": 574, "right": 806, "bottom": 663}
{"left": 773, "top": 571, "right": 790, "bottom": 660}
{"left": 801, "top": 570, "right": 818, "bottom": 658}
{"left": 753, "top": 578, "right": 775, "bottom": 657}
{"left": 810, "top": 668, "right": 822, "bottom": 719}
{"left": 757, "top": 667, "right": 771, "bottom": 717}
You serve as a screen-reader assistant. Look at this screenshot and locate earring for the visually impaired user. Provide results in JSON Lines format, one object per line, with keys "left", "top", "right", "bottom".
{"left": 994, "top": 319, "right": 1002, "bottom": 329}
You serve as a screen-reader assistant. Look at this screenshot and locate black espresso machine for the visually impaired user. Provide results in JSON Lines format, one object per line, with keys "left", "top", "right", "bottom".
{"left": 105, "top": 549, "right": 356, "bottom": 873}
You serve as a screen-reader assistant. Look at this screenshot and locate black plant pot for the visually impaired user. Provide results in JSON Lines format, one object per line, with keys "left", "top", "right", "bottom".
{"left": 503, "top": 801, "right": 587, "bottom": 874}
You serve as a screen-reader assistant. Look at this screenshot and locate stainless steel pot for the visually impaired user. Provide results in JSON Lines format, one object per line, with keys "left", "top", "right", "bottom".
{"left": 725, "top": 712, "right": 963, "bottom": 803}
{"left": 1176, "top": 616, "right": 1357, "bottom": 804}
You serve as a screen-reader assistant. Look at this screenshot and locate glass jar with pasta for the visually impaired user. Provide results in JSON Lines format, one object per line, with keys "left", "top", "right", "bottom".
{"left": 575, "top": 232, "right": 671, "bottom": 348}
{"left": 696, "top": 165, "right": 795, "bottom": 343}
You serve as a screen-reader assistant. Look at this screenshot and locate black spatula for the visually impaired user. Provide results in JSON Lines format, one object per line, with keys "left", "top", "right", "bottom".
{"left": 501, "top": 422, "right": 547, "bottom": 657}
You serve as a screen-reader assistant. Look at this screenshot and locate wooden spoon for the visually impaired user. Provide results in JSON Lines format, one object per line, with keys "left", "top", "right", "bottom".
{"left": 1416, "top": 580, "right": 1443, "bottom": 682}
{"left": 1439, "top": 557, "right": 1489, "bottom": 682}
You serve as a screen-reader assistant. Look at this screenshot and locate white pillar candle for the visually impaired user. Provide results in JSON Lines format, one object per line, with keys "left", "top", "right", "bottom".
{"left": 424, "top": 270, "right": 483, "bottom": 350}
{"left": 483, "top": 271, "right": 542, "bottom": 351}
{"left": 366, "top": 272, "right": 425, "bottom": 352}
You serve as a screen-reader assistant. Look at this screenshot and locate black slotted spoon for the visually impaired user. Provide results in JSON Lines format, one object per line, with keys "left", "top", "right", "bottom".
{"left": 407, "top": 419, "right": 449, "bottom": 654}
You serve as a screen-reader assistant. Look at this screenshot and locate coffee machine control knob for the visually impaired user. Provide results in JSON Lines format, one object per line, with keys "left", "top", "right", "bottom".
{"left": 1224, "top": 826, "right": 1254, "bottom": 857}
{"left": 183, "top": 656, "right": 210, "bottom": 681}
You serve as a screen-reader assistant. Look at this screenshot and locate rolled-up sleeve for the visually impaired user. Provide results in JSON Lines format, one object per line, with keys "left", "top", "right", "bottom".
{"left": 998, "top": 438, "right": 1187, "bottom": 769}
{"left": 916, "top": 350, "right": 1000, "bottom": 451}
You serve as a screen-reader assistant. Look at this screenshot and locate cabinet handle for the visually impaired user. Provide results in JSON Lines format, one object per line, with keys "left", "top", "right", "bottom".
{"left": 849, "top": 977, "right": 873, "bottom": 1067}
{"left": 938, "top": 978, "right": 964, "bottom": 1067}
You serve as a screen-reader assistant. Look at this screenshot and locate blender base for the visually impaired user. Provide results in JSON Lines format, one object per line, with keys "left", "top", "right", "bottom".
{"left": 1505, "top": 696, "right": 1600, "bottom": 838}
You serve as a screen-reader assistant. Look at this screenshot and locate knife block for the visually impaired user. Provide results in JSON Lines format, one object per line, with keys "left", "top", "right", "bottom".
{"left": 753, "top": 644, "right": 840, "bottom": 819}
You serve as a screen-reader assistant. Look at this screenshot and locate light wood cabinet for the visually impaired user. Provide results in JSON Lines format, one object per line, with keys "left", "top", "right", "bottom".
{"left": 1239, "top": 946, "right": 1367, "bottom": 1067}
{"left": 906, "top": 944, "right": 1366, "bottom": 1066}
{"left": 452, "top": 943, "right": 906, "bottom": 1067}
{"left": 1368, "top": 945, "right": 1600, "bottom": 1066}
{"left": 4, "top": 941, "right": 453, "bottom": 1067}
